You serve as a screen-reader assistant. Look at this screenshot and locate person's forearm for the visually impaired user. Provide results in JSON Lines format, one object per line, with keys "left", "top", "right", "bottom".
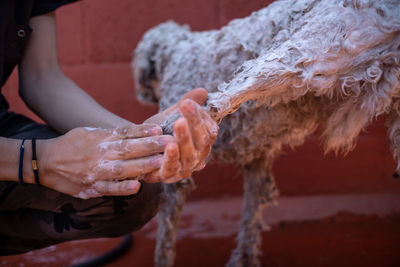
{"left": 17, "top": 11, "right": 131, "bottom": 133}
{"left": 0, "top": 137, "right": 36, "bottom": 183}
{"left": 19, "top": 69, "right": 131, "bottom": 133}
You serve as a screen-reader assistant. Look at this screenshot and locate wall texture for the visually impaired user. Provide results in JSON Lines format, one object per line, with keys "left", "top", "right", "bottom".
{"left": 2, "top": 0, "right": 400, "bottom": 266}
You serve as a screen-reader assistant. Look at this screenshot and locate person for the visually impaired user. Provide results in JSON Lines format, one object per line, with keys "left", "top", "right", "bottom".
{"left": 0, "top": 0, "right": 218, "bottom": 255}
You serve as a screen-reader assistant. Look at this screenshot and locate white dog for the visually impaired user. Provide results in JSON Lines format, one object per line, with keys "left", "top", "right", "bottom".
{"left": 133, "top": 0, "right": 400, "bottom": 266}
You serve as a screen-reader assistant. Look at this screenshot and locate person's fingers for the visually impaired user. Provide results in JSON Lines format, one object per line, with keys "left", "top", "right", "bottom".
{"left": 163, "top": 175, "right": 188, "bottom": 184}
{"left": 101, "top": 135, "right": 175, "bottom": 160}
{"left": 193, "top": 160, "right": 207, "bottom": 172}
{"left": 110, "top": 124, "right": 162, "bottom": 139}
{"left": 141, "top": 170, "right": 162, "bottom": 183}
{"left": 163, "top": 88, "right": 208, "bottom": 115}
{"left": 173, "top": 118, "right": 196, "bottom": 176}
{"left": 160, "top": 142, "right": 181, "bottom": 181}
{"left": 96, "top": 155, "right": 163, "bottom": 180}
{"left": 198, "top": 104, "right": 219, "bottom": 140}
{"left": 195, "top": 105, "right": 218, "bottom": 164}
{"left": 179, "top": 99, "right": 211, "bottom": 150}
{"left": 92, "top": 180, "right": 141, "bottom": 196}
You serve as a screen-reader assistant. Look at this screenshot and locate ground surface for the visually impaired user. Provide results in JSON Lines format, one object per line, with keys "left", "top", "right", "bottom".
{"left": 2, "top": 194, "right": 400, "bottom": 267}
{"left": 2, "top": 0, "right": 400, "bottom": 266}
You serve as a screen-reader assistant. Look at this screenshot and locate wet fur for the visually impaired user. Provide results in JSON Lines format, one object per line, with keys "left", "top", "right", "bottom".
{"left": 133, "top": 0, "right": 400, "bottom": 265}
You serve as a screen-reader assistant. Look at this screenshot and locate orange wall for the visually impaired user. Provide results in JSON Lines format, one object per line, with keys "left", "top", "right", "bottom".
{"left": 3, "top": 0, "right": 399, "bottom": 199}
{"left": 2, "top": 1, "right": 400, "bottom": 265}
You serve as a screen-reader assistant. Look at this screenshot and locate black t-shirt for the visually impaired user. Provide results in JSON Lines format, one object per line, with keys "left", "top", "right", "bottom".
{"left": 0, "top": 0, "right": 78, "bottom": 118}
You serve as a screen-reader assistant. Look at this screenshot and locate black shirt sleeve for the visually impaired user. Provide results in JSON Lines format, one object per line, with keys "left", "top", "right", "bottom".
{"left": 31, "top": 0, "right": 79, "bottom": 17}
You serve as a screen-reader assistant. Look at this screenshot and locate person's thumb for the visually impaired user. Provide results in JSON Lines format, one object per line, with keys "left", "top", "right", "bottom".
{"left": 144, "top": 88, "right": 208, "bottom": 125}
{"left": 180, "top": 88, "right": 208, "bottom": 105}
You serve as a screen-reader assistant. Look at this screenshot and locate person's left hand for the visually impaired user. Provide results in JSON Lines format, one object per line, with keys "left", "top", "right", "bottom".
{"left": 143, "top": 88, "right": 219, "bottom": 183}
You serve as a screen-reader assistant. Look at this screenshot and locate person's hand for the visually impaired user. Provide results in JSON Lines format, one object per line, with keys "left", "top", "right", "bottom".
{"left": 143, "top": 88, "right": 219, "bottom": 183}
{"left": 38, "top": 124, "right": 174, "bottom": 199}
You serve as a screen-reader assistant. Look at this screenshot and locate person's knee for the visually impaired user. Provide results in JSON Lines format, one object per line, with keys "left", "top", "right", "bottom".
{"left": 105, "top": 182, "right": 164, "bottom": 237}
{"left": 130, "top": 182, "right": 164, "bottom": 230}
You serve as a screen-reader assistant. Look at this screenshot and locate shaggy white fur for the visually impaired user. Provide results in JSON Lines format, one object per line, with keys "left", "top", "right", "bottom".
{"left": 133, "top": 0, "right": 400, "bottom": 266}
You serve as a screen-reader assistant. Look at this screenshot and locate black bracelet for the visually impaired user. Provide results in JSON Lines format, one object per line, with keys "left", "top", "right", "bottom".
{"left": 32, "top": 138, "right": 40, "bottom": 186}
{"left": 18, "top": 139, "right": 26, "bottom": 186}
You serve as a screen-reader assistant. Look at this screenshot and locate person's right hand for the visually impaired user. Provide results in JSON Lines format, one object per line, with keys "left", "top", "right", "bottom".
{"left": 37, "top": 124, "right": 174, "bottom": 199}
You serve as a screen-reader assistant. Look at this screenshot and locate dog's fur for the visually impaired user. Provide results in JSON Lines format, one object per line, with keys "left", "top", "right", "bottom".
{"left": 133, "top": 0, "right": 400, "bottom": 266}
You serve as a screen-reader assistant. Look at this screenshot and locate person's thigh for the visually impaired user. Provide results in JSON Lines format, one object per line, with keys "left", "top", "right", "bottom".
{"left": 0, "top": 113, "right": 163, "bottom": 255}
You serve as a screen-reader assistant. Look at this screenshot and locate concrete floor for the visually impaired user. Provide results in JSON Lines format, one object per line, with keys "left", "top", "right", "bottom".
{"left": 2, "top": 194, "right": 400, "bottom": 266}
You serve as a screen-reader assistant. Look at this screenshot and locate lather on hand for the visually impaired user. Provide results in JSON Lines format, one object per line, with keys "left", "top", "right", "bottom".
{"left": 143, "top": 88, "right": 219, "bottom": 183}
{"left": 34, "top": 89, "right": 217, "bottom": 199}
{"left": 36, "top": 123, "right": 172, "bottom": 199}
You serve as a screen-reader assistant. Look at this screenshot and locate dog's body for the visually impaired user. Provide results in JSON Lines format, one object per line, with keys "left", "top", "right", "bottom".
{"left": 133, "top": 0, "right": 400, "bottom": 265}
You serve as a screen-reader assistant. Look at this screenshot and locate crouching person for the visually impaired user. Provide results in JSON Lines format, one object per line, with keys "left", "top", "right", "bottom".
{"left": 0, "top": 0, "right": 218, "bottom": 255}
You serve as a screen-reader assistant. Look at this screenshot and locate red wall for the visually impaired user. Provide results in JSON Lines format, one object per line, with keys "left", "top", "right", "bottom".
{"left": 2, "top": 0, "right": 400, "bottom": 266}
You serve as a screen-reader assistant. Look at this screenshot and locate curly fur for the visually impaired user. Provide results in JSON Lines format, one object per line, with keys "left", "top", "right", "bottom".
{"left": 133, "top": 0, "right": 400, "bottom": 266}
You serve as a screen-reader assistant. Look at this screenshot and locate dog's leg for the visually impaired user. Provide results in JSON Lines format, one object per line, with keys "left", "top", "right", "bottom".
{"left": 387, "top": 108, "right": 400, "bottom": 176}
{"left": 155, "top": 178, "right": 195, "bottom": 267}
{"left": 227, "top": 158, "right": 278, "bottom": 267}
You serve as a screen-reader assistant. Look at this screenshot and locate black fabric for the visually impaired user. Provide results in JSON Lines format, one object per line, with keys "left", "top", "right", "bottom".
{"left": 0, "top": 0, "right": 78, "bottom": 122}
{"left": 31, "top": 0, "right": 79, "bottom": 17}
{"left": 0, "top": 0, "right": 34, "bottom": 88}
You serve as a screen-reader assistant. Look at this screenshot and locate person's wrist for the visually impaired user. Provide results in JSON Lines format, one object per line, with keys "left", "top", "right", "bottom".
{"left": 22, "top": 138, "right": 54, "bottom": 186}
{"left": 22, "top": 140, "right": 35, "bottom": 184}
{"left": 35, "top": 138, "right": 55, "bottom": 188}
